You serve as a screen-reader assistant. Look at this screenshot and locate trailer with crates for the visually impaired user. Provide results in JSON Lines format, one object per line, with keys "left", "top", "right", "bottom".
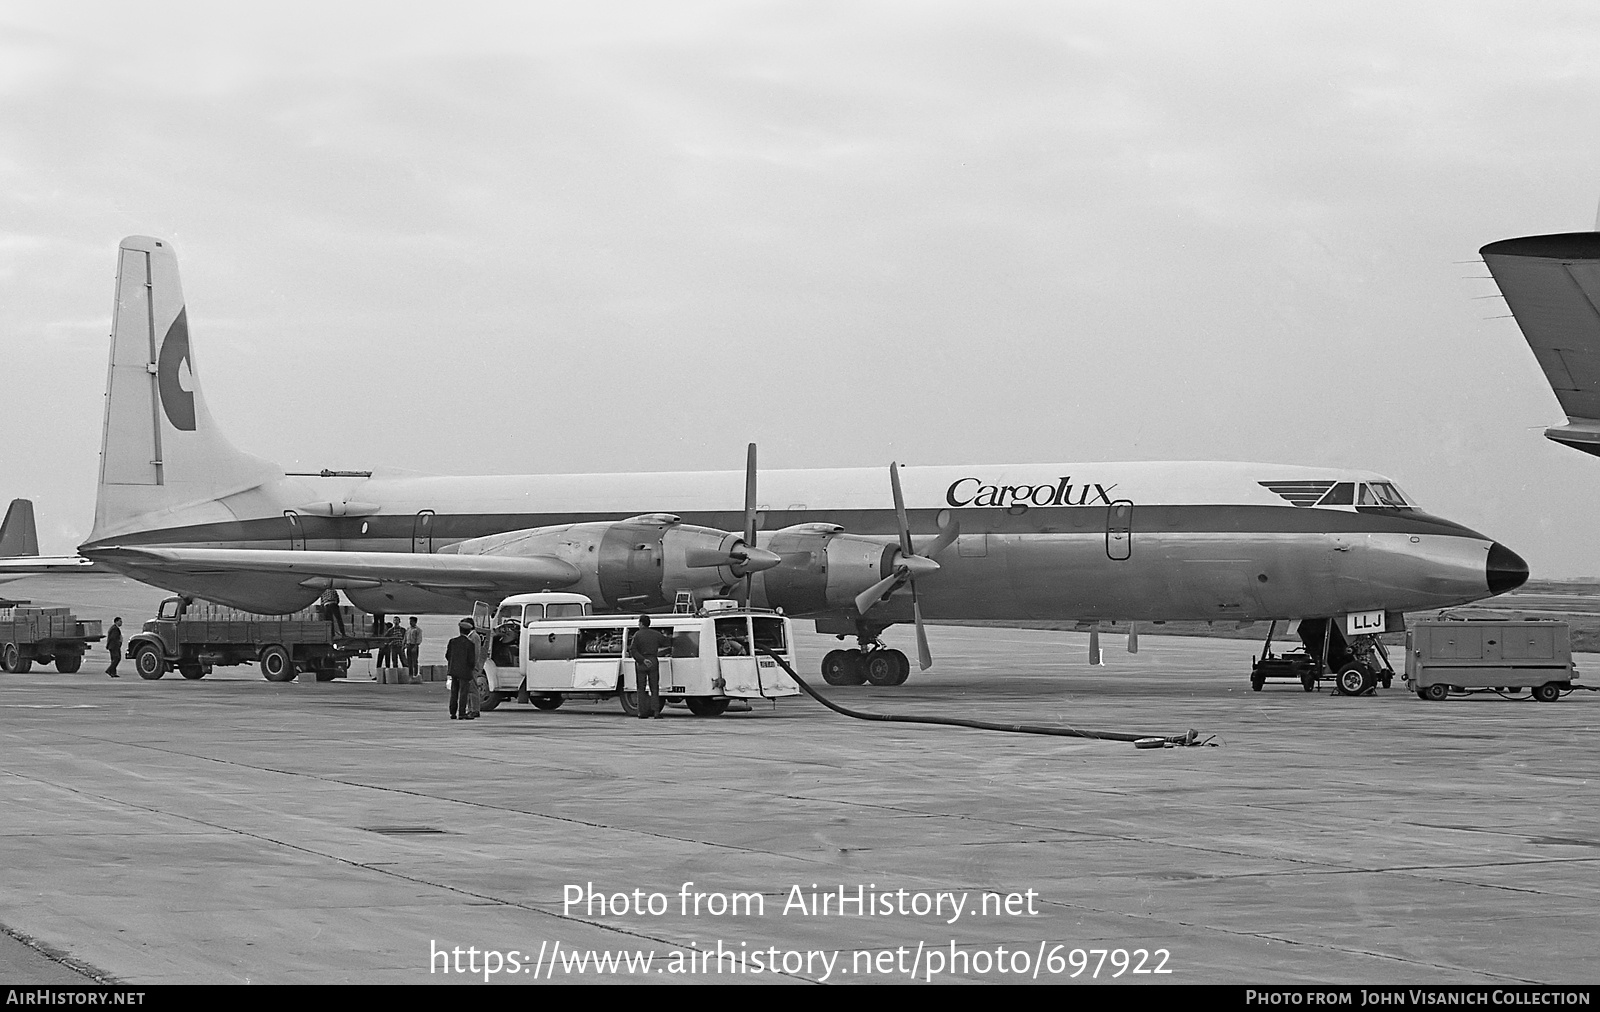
{"left": 1404, "top": 619, "right": 1582, "bottom": 702}
{"left": 0, "top": 605, "right": 103, "bottom": 673}
{"left": 125, "top": 597, "right": 388, "bottom": 682}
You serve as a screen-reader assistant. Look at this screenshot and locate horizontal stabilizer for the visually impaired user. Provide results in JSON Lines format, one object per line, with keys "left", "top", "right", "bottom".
{"left": 85, "top": 546, "right": 582, "bottom": 594}
{"left": 1481, "top": 232, "right": 1600, "bottom": 447}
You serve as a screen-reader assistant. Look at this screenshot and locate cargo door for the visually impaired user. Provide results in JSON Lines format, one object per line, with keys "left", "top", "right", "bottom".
{"left": 1105, "top": 500, "right": 1133, "bottom": 561}
{"left": 525, "top": 626, "right": 579, "bottom": 690}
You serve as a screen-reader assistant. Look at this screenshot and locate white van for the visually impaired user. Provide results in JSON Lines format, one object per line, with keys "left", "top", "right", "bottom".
{"left": 481, "top": 593, "right": 799, "bottom": 716}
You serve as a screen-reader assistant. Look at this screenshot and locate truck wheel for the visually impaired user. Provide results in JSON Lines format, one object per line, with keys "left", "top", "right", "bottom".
{"left": 1335, "top": 667, "right": 1372, "bottom": 696}
{"left": 1423, "top": 683, "right": 1448, "bottom": 701}
{"left": 618, "top": 688, "right": 639, "bottom": 716}
{"left": 531, "top": 694, "right": 563, "bottom": 710}
{"left": 260, "top": 645, "right": 296, "bottom": 682}
{"left": 1532, "top": 683, "right": 1561, "bottom": 703}
{"left": 134, "top": 646, "right": 167, "bottom": 680}
{"left": 686, "top": 696, "right": 730, "bottom": 716}
{"left": 54, "top": 653, "right": 83, "bottom": 674}
{"left": 480, "top": 691, "right": 502, "bottom": 711}
{"left": 179, "top": 662, "right": 205, "bottom": 680}
{"left": 1, "top": 642, "right": 21, "bottom": 673}
{"left": 1250, "top": 675, "right": 1264, "bottom": 691}
{"left": 1301, "top": 675, "right": 1316, "bottom": 692}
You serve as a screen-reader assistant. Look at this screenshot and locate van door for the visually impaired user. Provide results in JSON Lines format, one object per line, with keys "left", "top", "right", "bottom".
{"left": 525, "top": 625, "right": 580, "bottom": 690}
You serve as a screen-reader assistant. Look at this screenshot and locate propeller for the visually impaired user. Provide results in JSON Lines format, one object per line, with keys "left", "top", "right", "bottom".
{"left": 852, "top": 461, "right": 960, "bottom": 670}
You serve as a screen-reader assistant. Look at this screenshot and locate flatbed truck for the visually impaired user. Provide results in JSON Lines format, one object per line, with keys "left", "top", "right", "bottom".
{"left": 0, "top": 605, "right": 102, "bottom": 673}
{"left": 126, "top": 597, "right": 388, "bottom": 682}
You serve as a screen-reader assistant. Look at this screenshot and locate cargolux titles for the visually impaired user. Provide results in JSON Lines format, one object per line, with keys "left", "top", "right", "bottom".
{"left": 946, "top": 477, "right": 1120, "bottom": 509}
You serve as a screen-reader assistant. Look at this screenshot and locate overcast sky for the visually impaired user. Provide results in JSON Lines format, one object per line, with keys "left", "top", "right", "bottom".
{"left": 4, "top": 1, "right": 1600, "bottom": 575}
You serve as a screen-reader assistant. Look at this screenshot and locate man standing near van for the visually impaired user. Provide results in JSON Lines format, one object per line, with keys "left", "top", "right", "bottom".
{"left": 628, "top": 614, "right": 667, "bottom": 719}
{"left": 446, "top": 618, "right": 476, "bottom": 720}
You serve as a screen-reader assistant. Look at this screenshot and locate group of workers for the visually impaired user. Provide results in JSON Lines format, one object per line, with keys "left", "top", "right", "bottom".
{"left": 372, "top": 615, "right": 422, "bottom": 676}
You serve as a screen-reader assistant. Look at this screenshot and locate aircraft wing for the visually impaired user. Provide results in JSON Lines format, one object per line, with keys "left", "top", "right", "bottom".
{"left": 84, "top": 547, "right": 582, "bottom": 595}
{"left": 1481, "top": 232, "right": 1600, "bottom": 456}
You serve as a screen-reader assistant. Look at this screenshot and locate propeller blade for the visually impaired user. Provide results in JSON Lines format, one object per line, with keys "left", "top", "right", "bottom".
{"left": 897, "top": 553, "right": 940, "bottom": 579}
{"left": 740, "top": 443, "right": 758, "bottom": 607}
{"left": 912, "top": 594, "right": 932, "bottom": 670}
{"left": 743, "top": 442, "right": 758, "bottom": 546}
{"left": 920, "top": 511, "right": 961, "bottom": 558}
{"left": 853, "top": 569, "right": 905, "bottom": 615}
{"left": 1127, "top": 623, "right": 1139, "bottom": 654}
{"left": 889, "top": 461, "right": 914, "bottom": 558}
{"left": 1089, "top": 627, "right": 1102, "bottom": 666}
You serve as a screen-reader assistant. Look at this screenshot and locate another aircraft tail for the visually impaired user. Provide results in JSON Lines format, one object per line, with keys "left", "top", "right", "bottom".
{"left": 89, "top": 237, "right": 283, "bottom": 543}
{"left": 0, "top": 500, "right": 39, "bottom": 557}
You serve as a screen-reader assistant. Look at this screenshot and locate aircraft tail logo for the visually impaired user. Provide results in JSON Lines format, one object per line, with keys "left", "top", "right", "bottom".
{"left": 156, "top": 307, "right": 196, "bottom": 431}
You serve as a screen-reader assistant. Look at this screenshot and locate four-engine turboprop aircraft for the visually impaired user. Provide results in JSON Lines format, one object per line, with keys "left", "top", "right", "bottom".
{"left": 3, "top": 236, "right": 1529, "bottom": 684}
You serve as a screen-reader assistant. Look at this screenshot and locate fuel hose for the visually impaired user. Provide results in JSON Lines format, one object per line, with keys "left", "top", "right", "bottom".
{"left": 758, "top": 648, "right": 1205, "bottom": 748}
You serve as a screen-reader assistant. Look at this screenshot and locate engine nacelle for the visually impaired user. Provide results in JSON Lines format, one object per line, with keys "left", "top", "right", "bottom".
{"left": 759, "top": 523, "right": 899, "bottom": 615}
{"left": 452, "top": 514, "right": 770, "bottom": 610}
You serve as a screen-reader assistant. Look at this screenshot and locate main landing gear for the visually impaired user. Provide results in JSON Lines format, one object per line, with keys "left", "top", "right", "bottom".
{"left": 821, "top": 626, "right": 911, "bottom": 687}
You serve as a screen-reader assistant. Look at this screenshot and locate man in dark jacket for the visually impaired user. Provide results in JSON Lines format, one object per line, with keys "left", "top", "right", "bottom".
{"left": 105, "top": 617, "right": 123, "bottom": 678}
{"left": 628, "top": 615, "right": 667, "bottom": 719}
{"left": 446, "top": 618, "right": 477, "bottom": 720}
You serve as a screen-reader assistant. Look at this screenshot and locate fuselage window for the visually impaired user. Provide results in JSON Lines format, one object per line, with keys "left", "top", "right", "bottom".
{"left": 1318, "top": 482, "right": 1354, "bottom": 506}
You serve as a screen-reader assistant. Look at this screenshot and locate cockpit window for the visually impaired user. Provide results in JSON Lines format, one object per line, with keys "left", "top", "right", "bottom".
{"left": 1317, "top": 482, "right": 1354, "bottom": 506}
{"left": 1356, "top": 483, "right": 1408, "bottom": 509}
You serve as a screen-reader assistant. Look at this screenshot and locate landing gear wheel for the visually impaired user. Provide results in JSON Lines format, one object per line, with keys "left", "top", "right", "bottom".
{"left": 531, "top": 694, "right": 564, "bottom": 710}
{"left": 821, "top": 650, "right": 866, "bottom": 685}
{"left": 864, "top": 651, "right": 901, "bottom": 686}
{"left": 1423, "top": 683, "right": 1448, "bottom": 701}
{"left": 55, "top": 653, "right": 83, "bottom": 674}
{"left": 134, "top": 646, "right": 167, "bottom": 680}
{"left": 480, "top": 691, "right": 503, "bottom": 711}
{"left": 1, "top": 642, "right": 23, "bottom": 673}
{"left": 259, "top": 645, "right": 296, "bottom": 682}
{"left": 887, "top": 648, "right": 910, "bottom": 685}
{"left": 1335, "top": 666, "right": 1373, "bottom": 696}
{"left": 179, "top": 663, "right": 205, "bottom": 680}
{"left": 686, "top": 696, "right": 730, "bottom": 716}
{"left": 1532, "top": 683, "right": 1561, "bottom": 702}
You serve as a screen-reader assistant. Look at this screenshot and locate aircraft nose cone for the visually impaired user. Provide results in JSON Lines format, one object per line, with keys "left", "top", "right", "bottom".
{"left": 1486, "top": 542, "right": 1529, "bottom": 596}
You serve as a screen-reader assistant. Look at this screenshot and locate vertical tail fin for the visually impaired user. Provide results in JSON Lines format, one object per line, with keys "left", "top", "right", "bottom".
{"left": 0, "top": 500, "right": 39, "bottom": 557}
{"left": 90, "top": 237, "right": 281, "bottom": 543}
